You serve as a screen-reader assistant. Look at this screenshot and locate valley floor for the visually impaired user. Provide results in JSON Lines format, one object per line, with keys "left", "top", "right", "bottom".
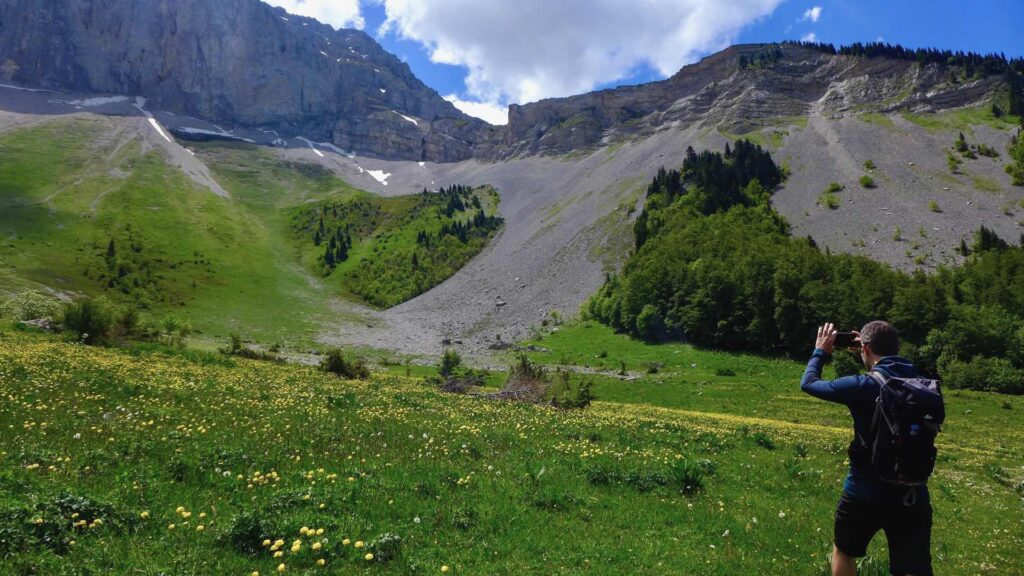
{"left": 1, "top": 326, "right": 1021, "bottom": 575}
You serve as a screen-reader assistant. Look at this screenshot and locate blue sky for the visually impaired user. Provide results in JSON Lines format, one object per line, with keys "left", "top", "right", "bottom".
{"left": 266, "top": 1, "right": 1023, "bottom": 124}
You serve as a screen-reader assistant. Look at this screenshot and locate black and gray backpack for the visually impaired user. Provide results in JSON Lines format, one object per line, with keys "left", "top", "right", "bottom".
{"left": 865, "top": 370, "right": 945, "bottom": 486}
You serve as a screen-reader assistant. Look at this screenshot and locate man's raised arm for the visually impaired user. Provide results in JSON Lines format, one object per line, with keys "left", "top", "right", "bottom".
{"left": 800, "top": 322, "right": 862, "bottom": 405}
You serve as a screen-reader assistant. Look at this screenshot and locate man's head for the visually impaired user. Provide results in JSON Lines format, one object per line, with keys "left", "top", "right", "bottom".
{"left": 859, "top": 320, "right": 899, "bottom": 367}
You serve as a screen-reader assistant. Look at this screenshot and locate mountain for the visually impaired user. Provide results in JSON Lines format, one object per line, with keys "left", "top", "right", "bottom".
{"left": 488, "top": 43, "right": 1020, "bottom": 158}
{"left": 0, "top": 0, "right": 488, "bottom": 161}
{"left": 1, "top": 0, "right": 1022, "bottom": 357}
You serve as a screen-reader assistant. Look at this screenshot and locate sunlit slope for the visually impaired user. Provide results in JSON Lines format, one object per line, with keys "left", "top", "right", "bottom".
{"left": 0, "top": 118, "right": 336, "bottom": 343}
{"left": 0, "top": 332, "right": 1021, "bottom": 574}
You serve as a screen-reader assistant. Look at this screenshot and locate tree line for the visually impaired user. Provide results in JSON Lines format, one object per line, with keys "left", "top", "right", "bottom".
{"left": 783, "top": 40, "right": 1024, "bottom": 76}
{"left": 782, "top": 40, "right": 1024, "bottom": 115}
{"left": 587, "top": 141, "right": 1024, "bottom": 394}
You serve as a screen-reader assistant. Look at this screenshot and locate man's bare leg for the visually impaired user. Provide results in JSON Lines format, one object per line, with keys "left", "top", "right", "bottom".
{"left": 832, "top": 544, "right": 857, "bottom": 576}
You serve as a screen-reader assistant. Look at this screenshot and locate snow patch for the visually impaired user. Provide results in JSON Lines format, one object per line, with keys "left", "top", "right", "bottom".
{"left": 132, "top": 97, "right": 172, "bottom": 143}
{"left": 418, "top": 161, "right": 426, "bottom": 167}
{"left": 176, "top": 127, "right": 255, "bottom": 143}
{"left": 65, "top": 96, "right": 130, "bottom": 107}
{"left": 320, "top": 51, "right": 328, "bottom": 57}
{"left": 0, "top": 83, "right": 58, "bottom": 93}
{"left": 366, "top": 169, "right": 391, "bottom": 186}
{"left": 147, "top": 118, "right": 173, "bottom": 143}
{"left": 393, "top": 111, "right": 419, "bottom": 126}
{"left": 380, "top": 88, "right": 387, "bottom": 94}
{"left": 298, "top": 137, "right": 355, "bottom": 158}
{"left": 296, "top": 137, "right": 325, "bottom": 157}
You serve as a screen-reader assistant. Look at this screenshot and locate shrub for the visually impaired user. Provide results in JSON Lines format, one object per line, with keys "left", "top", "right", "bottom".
{"left": 550, "top": 371, "right": 595, "bottom": 409}
{"left": 929, "top": 200, "right": 941, "bottom": 212}
{"left": 320, "top": 348, "right": 370, "bottom": 379}
{"left": 859, "top": 175, "right": 876, "bottom": 188}
{"left": 751, "top": 431, "right": 776, "bottom": 450}
{"left": 976, "top": 143, "right": 999, "bottom": 158}
{"left": 62, "top": 298, "right": 115, "bottom": 345}
{"left": 669, "top": 458, "right": 707, "bottom": 495}
{"left": 941, "top": 356, "right": 1024, "bottom": 394}
{"left": 0, "top": 291, "right": 63, "bottom": 321}
{"left": 832, "top": 350, "right": 863, "bottom": 377}
{"left": 370, "top": 533, "right": 403, "bottom": 563}
{"left": 227, "top": 510, "right": 275, "bottom": 555}
{"left": 496, "top": 355, "right": 549, "bottom": 403}
{"left": 158, "top": 315, "right": 192, "bottom": 348}
{"left": 439, "top": 349, "right": 462, "bottom": 378}
{"left": 714, "top": 368, "right": 736, "bottom": 377}
{"left": 818, "top": 192, "right": 841, "bottom": 209}
{"left": 636, "top": 304, "right": 665, "bottom": 341}
{"left": 947, "top": 152, "right": 962, "bottom": 174}
{"left": 863, "top": 159, "right": 876, "bottom": 170}
{"left": 824, "top": 182, "right": 844, "bottom": 194}
{"left": 219, "top": 334, "right": 281, "bottom": 362}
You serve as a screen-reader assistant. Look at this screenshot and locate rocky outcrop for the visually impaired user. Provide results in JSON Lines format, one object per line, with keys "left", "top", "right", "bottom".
{"left": 476, "top": 44, "right": 1009, "bottom": 159}
{"left": 0, "top": 0, "right": 487, "bottom": 161}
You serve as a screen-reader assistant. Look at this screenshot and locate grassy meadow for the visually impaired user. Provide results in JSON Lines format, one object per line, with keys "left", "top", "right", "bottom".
{"left": 1, "top": 325, "right": 1022, "bottom": 575}
{"left": 0, "top": 119, "right": 501, "bottom": 347}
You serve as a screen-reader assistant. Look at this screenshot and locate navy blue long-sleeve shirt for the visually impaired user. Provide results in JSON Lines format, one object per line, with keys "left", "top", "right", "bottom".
{"left": 801, "top": 348, "right": 929, "bottom": 503}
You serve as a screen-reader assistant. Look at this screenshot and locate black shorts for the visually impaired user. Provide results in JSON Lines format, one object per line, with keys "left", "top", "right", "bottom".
{"left": 834, "top": 491, "right": 933, "bottom": 576}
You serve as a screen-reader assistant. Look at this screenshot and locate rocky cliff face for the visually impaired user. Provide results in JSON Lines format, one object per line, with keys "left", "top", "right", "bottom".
{"left": 0, "top": 0, "right": 488, "bottom": 161}
{"left": 478, "top": 44, "right": 1010, "bottom": 158}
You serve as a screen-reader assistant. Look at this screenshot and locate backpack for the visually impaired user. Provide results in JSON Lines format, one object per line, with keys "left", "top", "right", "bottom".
{"left": 865, "top": 370, "right": 945, "bottom": 486}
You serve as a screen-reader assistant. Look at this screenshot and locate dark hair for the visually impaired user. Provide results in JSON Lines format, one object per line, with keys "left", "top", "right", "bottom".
{"left": 860, "top": 320, "right": 899, "bottom": 356}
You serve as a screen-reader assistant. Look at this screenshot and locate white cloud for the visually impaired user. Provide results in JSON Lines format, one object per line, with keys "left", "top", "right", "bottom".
{"left": 802, "top": 6, "right": 822, "bottom": 23}
{"left": 377, "top": 0, "right": 783, "bottom": 109}
{"left": 263, "top": 0, "right": 364, "bottom": 30}
{"left": 444, "top": 95, "right": 508, "bottom": 125}
{"left": 801, "top": 32, "right": 817, "bottom": 42}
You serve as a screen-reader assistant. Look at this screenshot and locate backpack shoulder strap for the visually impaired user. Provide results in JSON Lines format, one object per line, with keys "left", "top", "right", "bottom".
{"left": 857, "top": 370, "right": 888, "bottom": 449}
{"left": 867, "top": 370, "right": 888, "bottom": 386}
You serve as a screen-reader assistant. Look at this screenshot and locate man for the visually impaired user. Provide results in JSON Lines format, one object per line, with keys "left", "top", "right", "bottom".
{"left": 801, "top": 321, "right": 933, "bottom": 576}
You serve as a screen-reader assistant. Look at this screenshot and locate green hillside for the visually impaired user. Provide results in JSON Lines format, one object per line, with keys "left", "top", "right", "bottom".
{"left": 289, "top": 185, "right": 502, "bottom": 308}
{"left": 0, "top": 119, "right": 343, "bottom": 345}
{"left": 0, "top": 119, "right": 502, "bottom": 344}
{"left": 1, "top": 329, "right": 1020, "bottom": 574}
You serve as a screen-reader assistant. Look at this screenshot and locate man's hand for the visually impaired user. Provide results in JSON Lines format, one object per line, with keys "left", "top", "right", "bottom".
{"left": 815, "top": 322, "right": 838, "bottom": 354}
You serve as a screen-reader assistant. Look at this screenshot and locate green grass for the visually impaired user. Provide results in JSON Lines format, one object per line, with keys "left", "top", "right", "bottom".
{"left": 0, "top": 120, "right": 337, "bottom": 346}
{"left": 818, "top": 192, "right": 841, "bottom": 209}
{"left": 901, "top": 106, "right": 1022, "bottom": 132}
{"left": 0, "top": 120, "right": 502, "bottom": 345}
{"left": 517, "top": 321, "right": 1024, "bottom": 467}
{"left": 287, "top": 187, "right": 501, "bottom": 308}
{"left": 857, "top": 113, "right": 896, "bottom": 129}
{"left": 718, "top": 126, "right": 795, "bottom": 150}
{"left": 1, "top": 328, "right": 1021, "bottom": 575}
{"left": 971, "top": 174, "right": 1003, "bottom": 193}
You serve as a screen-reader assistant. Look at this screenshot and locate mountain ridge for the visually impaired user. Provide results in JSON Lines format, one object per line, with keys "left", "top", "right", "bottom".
{"left": 487, "top": 43, "right": 1020, "bottom": 158}
{"left": 0, "top": 0, "right": 489, "bottom": 161}
{"left": 1, "top": 0, "right": 1019, "bottom": 164}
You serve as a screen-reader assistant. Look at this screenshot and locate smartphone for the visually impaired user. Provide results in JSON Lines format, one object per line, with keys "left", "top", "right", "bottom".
{"left": 834, "top": 332, "right": 860, "bottom": 349}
